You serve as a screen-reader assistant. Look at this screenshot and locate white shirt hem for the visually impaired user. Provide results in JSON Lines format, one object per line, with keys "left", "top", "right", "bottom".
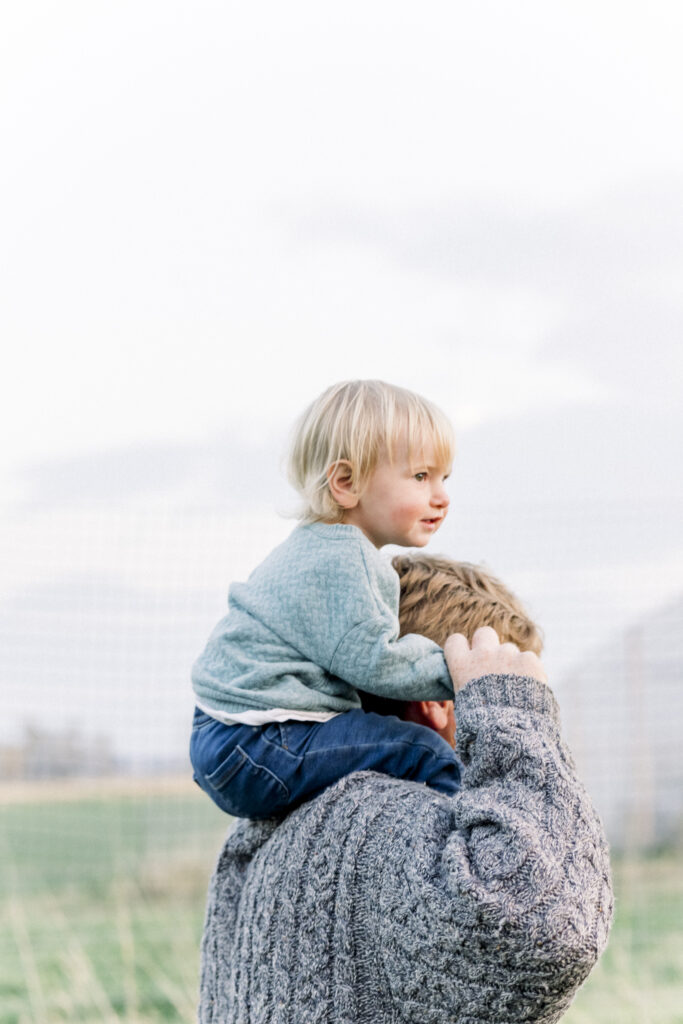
{"left": 195, "top": 701, "right": 342, "bottom": 727}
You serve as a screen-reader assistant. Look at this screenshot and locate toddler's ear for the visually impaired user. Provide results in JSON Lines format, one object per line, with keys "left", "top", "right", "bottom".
{"left": 326, "top": 460, "right": 359, "bottom": 509}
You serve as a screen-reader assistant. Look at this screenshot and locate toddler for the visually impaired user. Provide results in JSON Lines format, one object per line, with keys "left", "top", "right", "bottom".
{"left": 190, "top": 379, "right": 461, "bottom": 818}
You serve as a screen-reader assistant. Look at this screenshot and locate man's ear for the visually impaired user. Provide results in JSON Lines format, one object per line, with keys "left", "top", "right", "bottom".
{"left": 407, "top": 700, "right": 450, "bottom": 731}
{"left": 404, "top": 699, "right": 456, "bottom": 748}
{"left": 327, "top": 460, "right": 359, "bottom": 510}
{"left": 419, "top": 700, "right": 450, "bottom": 733}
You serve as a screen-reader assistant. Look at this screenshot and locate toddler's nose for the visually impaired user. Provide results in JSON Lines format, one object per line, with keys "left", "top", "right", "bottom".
{"left": 432, "top": 482, "right": 450, "bottom": 508}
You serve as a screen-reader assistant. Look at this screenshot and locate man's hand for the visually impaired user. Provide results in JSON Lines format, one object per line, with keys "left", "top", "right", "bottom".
{"left": 444, "top": 626, "right": 547, "bottom": 693}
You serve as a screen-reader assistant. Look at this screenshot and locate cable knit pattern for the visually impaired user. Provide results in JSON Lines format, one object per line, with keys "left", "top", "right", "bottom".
{"left": 199, "top": 674, "right": 613, "bottom": 1023}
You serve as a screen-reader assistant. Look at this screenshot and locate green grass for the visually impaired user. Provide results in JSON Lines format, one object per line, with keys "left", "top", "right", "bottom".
{"left": 1, "top": 785, "right": 682, "bottom": 1023}
{"left": 563, "top": 854, "right": 683, "bottom": 1024}
{"left": 0, "top": 784, "right": 228, "bottom": 1023}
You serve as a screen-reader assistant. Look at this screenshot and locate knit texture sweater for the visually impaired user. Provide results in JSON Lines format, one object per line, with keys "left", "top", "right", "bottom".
{"left": 199, "top": 674, "right": 613, "bottom": 1023}
{"left": 192, "top": 523, "right": 452, "bottom": 721}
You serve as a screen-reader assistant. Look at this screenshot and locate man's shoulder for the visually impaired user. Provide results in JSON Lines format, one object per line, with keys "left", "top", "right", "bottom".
{"left": 287, "top": 770, "right": 449, "bottom": 831}
{"left": 221, "top": 771, "right": 453, "bottom": 873}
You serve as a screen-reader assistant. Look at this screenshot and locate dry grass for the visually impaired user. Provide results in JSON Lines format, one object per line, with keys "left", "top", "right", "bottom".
{"left": 0, "top": 776, "right": 195, "bottom": 807}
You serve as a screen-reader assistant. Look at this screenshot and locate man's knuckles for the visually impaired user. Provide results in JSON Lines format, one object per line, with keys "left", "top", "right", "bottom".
{"left": 470, "top": 626, "right": 500, "bottom": 649}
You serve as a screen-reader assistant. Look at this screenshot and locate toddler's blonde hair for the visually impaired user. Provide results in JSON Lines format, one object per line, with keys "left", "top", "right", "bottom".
{"left": 287, "top": 380, "right": 455, "bottom": 523}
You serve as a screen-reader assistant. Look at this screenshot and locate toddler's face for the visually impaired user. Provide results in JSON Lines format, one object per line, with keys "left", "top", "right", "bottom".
{"left": 345, "top": 439, "right": 450, "bottom": 549}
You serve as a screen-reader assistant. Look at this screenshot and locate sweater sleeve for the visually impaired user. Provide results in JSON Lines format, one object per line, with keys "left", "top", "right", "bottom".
{"left": 247, "top": 528, "right": 454, "bottom": 701}
{"left": 328, "top": 620, "right": 453, "bottom": 700}
{"left": 373, "top": 674, "right": 614, "bottom": 1023}
{"left": 322, "top": 537, "right": 453, "bottom": 700}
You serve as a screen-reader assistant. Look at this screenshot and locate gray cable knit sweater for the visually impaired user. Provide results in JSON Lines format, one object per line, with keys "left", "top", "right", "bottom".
{"left": 199, "top": 674, "right": 613, "bottom": 1023}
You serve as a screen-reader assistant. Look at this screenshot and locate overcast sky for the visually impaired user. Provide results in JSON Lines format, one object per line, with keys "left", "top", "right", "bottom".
{"left": 2, "top": 2, "right": 682, "bottom": 761}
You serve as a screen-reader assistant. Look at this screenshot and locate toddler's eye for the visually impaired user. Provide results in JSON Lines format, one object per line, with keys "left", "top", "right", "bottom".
{"left": 414, "top": 472, "right": 427, "bottom": 482}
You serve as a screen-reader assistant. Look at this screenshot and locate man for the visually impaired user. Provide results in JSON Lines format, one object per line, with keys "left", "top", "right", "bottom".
{"left": 199, "top": 556, "right": 612, "bottom": 1023}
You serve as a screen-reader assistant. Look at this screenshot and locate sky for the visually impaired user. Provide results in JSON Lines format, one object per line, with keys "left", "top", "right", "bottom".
{"left": 1, "top": 1, "right": 682, "bottom": 765}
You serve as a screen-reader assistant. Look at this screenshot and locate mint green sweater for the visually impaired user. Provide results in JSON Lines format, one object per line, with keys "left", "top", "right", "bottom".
{"left": 192, "top": 523, "right": 453, "bottom": 719}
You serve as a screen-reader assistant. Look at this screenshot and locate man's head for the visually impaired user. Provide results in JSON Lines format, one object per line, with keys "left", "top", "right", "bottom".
{"left": 393, "top": 553, "right": 543, "bottom": 653}
{"left": 359, "top": 554, "right": 543, "bottom": 746}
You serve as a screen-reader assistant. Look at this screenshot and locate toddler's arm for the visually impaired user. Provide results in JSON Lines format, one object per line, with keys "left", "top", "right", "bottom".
{"left": 271, "top": 533, "right": 456, "bottom": 701}
{"left": 327, "top": 616, "right": 454, "bottom": 701}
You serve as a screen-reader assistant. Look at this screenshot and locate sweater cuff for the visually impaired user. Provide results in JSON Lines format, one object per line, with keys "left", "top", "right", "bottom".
{"left": 456, "top": 672, "right": 559, "bottom": 719}
{"left": 454, "top": 673, "right": 560, "bottom": 756}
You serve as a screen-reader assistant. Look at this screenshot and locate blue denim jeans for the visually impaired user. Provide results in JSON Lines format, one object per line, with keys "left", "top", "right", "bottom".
{"left": 190, "top": 706, "right": 462, "bottom": 819}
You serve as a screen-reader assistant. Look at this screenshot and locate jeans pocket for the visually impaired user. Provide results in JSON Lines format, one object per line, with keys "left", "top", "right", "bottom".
{"left": 206, "top": 745, "right": 290, "bottom": 819}
{"left": 206, "top": 745, "right": 250, "bottom": 789}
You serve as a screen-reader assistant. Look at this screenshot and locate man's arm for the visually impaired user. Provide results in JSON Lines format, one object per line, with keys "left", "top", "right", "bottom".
{"left": 368, "top": 638, "right": 613, "bottom": 1022}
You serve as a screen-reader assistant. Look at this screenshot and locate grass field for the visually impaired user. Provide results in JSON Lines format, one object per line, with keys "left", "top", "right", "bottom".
{"left": 1, "top": 780, "right": 682, "bottom": 1023}
{"left": 0, "top": 780, "right": 228, "bottom": 1024}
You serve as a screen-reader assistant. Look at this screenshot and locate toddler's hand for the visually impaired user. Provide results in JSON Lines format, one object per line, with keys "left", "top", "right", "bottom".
{"left": 444, "top": 626, "right": 547, "bottom": 693}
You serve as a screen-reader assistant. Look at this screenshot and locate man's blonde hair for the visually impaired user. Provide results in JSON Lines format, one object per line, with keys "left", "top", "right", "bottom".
{"left": 392, "top": 553, "right": 543, "bottom": 654}
{"left": 358, "top": 553, "right": 542, "bottom": 717}
{"left": 287, "top": 380, "right": 455, "bottom": 523}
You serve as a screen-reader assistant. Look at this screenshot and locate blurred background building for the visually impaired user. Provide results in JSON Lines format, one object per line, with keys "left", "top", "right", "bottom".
{"left": 561, "top": 594, "right": 683, "bottom": 851}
